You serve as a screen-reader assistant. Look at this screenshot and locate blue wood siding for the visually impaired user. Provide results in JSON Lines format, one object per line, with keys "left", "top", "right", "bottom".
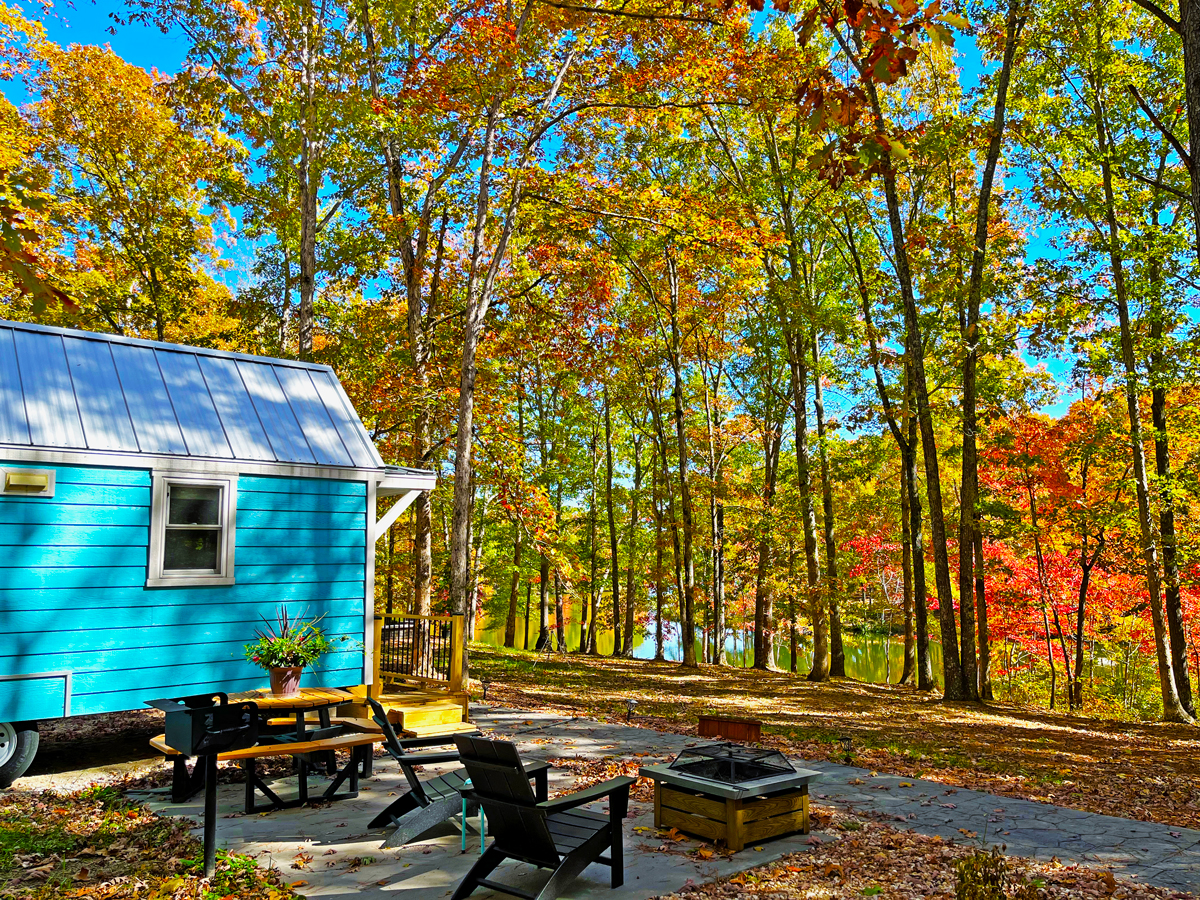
{"left": 0, "top": 462, "right": 368, "bottom": 720}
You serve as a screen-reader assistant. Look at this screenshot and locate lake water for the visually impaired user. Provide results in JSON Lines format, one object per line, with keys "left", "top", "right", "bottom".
{"left": 474, "top": 618, "right": 943, "bottom": 686}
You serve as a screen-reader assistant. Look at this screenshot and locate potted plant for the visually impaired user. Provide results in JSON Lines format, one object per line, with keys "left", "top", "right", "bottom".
{"left": 244, "top": 607, "right": 333, "bottom": 697}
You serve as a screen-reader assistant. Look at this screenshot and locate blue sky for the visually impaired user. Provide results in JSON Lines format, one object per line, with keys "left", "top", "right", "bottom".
{"left": 1, "top": 2, "right": 186, "bottom": 103}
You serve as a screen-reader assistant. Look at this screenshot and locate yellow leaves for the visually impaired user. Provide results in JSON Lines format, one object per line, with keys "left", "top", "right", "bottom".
{"left": 148, "top": 877, "right": 186, "bottom": 900}
{"left": 941, "top": 11, "right": 969, "bottom": 29}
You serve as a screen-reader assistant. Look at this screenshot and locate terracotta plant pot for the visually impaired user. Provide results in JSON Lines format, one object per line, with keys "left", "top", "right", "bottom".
{"left": 269, "top": 666, "right": 302, "bottom": 697}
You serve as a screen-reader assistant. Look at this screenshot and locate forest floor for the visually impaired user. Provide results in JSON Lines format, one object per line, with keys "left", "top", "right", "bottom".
{"left": 470, "top": 644, "right": 1200, "bottom": 831}
{"left": 0, "top": 784, "right": 300, "bottom": 899}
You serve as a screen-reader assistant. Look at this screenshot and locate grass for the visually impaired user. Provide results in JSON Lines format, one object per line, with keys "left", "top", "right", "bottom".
{"left": 470, "top": 643, "right": 1200, "bottom": 830}
{"left": 0, "top": 785, "right": 300, "bottom": 900}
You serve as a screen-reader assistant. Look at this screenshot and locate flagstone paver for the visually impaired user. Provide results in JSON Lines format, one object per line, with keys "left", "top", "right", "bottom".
{"left": 476, "top": 707, "right": 1200, "bottom": 896}
{"left": 133, "top": 704, "right": 1200, "bottom": 899}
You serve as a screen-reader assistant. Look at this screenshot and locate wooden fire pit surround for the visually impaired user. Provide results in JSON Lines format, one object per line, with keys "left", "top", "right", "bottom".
{"left": 639, "top": 744, "right": 823, "bottom": 852}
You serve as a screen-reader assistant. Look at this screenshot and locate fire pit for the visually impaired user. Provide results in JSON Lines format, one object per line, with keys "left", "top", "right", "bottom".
{"left": 639, "top": 742, "right": 822, "bottom": 851}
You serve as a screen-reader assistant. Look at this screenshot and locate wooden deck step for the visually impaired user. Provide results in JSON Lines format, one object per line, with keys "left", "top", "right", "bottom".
{"left": 401, "top": 721, "right": 479, "bottom": 738}
{"left": 337, "top": 689, "right": 469, "bottom": 734}
{"left": 398, "top": 700, "right": 464, "bottom": 729}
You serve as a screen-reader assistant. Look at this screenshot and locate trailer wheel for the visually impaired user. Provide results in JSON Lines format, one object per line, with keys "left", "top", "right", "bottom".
{"left": 0, "top": 721, "right": 39, "bottom": 788}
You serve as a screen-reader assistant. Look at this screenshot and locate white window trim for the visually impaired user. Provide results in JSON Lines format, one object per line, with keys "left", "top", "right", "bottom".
{"left": 147, "top": 472, "right": 238, "bottom": 588}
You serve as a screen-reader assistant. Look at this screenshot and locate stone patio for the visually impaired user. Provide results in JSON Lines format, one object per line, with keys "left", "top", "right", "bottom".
{"left": 131, "top": 705, "right": 1200, "bottom": 899}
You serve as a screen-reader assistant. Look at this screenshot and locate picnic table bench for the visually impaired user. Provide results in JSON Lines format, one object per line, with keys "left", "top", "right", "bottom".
{"left": 151, "top": 729, "right": 384, "bottom": 813}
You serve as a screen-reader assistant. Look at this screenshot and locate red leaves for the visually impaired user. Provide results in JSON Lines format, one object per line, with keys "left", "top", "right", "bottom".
{"left": 864, "top": 34, "right": 918, "bottom": 85}
{"left": 795, "top": 7, "right": 820, "bottom": 45}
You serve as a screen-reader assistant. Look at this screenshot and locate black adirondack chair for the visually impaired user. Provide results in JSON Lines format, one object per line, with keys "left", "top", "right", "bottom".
{"left": 450, "top": 734, "right": 635, "bottom": 900}
{"left": 364, "top": 697, "right": 548, "bottom": 848}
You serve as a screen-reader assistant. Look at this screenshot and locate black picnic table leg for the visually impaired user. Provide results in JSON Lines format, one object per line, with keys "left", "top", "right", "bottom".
{"left": 318, "top": 707, "right": 336, "bottom": 775}
{"left": 292, "top": 711, "right": 306, "bottom": 773}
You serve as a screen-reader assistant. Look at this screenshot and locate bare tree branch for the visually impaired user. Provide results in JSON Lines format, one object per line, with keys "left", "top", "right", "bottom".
{"left": 536, "top": 0, "right": 723, "bottom": 24}
{"left": 1129, "top": 0, "right": 1181, "bottom": 33}
{"left": 1128, "top": 84, "right": 1193, "bottom": 173}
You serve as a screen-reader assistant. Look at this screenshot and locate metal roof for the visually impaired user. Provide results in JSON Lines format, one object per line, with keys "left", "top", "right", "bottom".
{"left": 0, "top": 319, "right": 387, "bottom": 470}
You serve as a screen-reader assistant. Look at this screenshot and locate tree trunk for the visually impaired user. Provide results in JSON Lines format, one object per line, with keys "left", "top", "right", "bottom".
{"left": 904, "top": 367, "right": 936, "bottom": 691}
{"left": 504, "top": 523, "right": 522, "bottom": 648}
{"left": 623, "top": 435, "right": 643, "bottom": 657}
{"left": 524, "top": 580, "right": 532, "bottom": 649}
{"left": 899, "top": 459, "right": 917, "bottom": 686}
{"left": 712, "top": 499, "right": 726, "bottom": 665}
{"left": 361, "top": 11, "right": 460, "bottom": 628}
{"left": 811, "top": 336, "right": 844, "bottom": 677}
{"left": 1043, "top": 598, "right": 1057, "bottom": 710}
{"left": 554, "top": 568, "right": 566, "bottom": 653}
{"left": 787, "top": 333, "right": 826, "bottom": 681}
{"left": 837, "top": 8, "right": 960, "bottom": 698}
{"left": 851, "top": 218, "right": 930, "bottom": 691}
{"left": 1151, "top": 313, "right": 1194, "bottom": 716}
{"left": 974, "top": 524, "right": 993, "bottom": 700}
{"left": 1181, "top": 0, "right": 1200, "bottom": 260}
{"left": 1097, "top": 108, "right": 1192, "bottom": 722}
{"left": 885, "top": 166, "right": 963, "bottom": 699}
{"left": 448, "top": 100, "right": 503, "bottom": 683}
{"left": 604, "top": 386, "right": 622, "bottom": 656}
{"left": 296, "top": 3, "right": 318, "bottom": 362}
{"left": 585, "top": 419, "right": 598, "bottom": 653}
{"left": 957, "top": 0, "right": 1023, "bottom": 705}
{"left": 653, "top": 447, "right": 667, "bottom": 661}
{"left": 468, "top": 484, "right": 487, "bottom": 641}
{"left": 1073, "top": 532, "right": 1102, "bottom": 710}
{"left": 753, "top": 427, "right": 782, "bottom": 671}
{"left": 702, "top": 366, "right": 728, "bottom": 667}
{"left": 665, "top": 252, "right": 697, "bottom": 667}
{"left": 536, "top": 554, "right": 550, "bottom": 650}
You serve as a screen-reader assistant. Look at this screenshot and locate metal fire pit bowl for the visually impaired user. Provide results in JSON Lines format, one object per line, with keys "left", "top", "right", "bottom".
{"left": 641, "top": 741, "right": 819, "bottom": 800}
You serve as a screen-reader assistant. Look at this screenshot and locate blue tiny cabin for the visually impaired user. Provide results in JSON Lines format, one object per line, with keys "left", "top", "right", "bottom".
{"left": 0, "top": 319, "right": 433, "bottom": 780}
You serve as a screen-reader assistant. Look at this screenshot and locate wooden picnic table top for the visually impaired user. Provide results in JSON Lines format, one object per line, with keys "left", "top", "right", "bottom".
{"left": 227, "top": 687, "right": 354, "bottom": 712}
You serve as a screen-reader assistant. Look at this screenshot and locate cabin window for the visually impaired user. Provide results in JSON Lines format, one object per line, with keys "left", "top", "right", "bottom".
{"left": 147, "top": 473, "right": 237, "bottom": 587}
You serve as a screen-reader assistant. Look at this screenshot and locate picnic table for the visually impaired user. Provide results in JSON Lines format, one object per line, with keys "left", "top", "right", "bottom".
{"left": 150, "top": 687, "right": 384, "bottom": 809}
{"left": 228, "top": 687, "right": 355, "bottom": 740}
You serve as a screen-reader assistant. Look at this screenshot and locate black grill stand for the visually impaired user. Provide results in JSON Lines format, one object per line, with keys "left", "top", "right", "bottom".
{"left": 146, "top": 693, "right": 259, "bottom": 879}
{"left": 203, "top": 751, "right": 219, "bottom": 877}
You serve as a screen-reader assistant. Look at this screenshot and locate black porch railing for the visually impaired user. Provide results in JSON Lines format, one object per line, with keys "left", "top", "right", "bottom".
{"left": 376, "top": 614, "right": 464, "bottom": 691}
